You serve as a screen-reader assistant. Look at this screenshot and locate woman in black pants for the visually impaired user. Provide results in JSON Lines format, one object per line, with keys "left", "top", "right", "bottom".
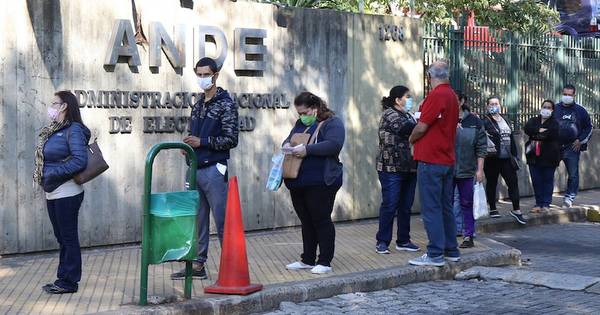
{"left": 34, "top": 91, "right": 90, "bottom": 293}
{"left": 282, "top": 92, "right": 345, "bottom": 274}
{"left": 483, "top": 96, "right": 527, "bottom": 225}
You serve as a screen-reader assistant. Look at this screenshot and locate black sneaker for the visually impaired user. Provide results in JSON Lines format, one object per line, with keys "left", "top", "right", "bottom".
{"left": 396, "top": 241, "right": 420, "bottom": 252}
{"left": 375, "top": 243, "right": 390, "bottom": 254}
{"left": 510, "top": 211, "right": 527, "bottom": 225}
{"left": 459, "top": 236, "right": 474, "bottom": 248}
{"left": 170, "top": 262, "right": 207, "bottom": 280}
{"left": 489, "top": 210, "right": 501, "bottom": 218}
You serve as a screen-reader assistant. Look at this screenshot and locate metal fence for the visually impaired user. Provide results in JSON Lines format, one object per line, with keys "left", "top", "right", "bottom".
{"left": 423, "top": 24, "right": 600, "bottom": 130}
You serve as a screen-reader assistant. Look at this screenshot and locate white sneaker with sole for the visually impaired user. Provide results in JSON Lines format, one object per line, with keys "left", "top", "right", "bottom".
{"left": 286, "top": 261, "right": 314, "bottom": 270}
{"left": 311, "top": 265, "right": 332, "bottom": 274}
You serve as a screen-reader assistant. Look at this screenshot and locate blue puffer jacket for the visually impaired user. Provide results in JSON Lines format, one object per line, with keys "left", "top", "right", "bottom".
{"left": 42, "top": 122, "right": 91, "bottom": 193}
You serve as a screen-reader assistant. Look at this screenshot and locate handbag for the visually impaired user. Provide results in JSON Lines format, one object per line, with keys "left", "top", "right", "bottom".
{"left": 282, "top": 122, "right": 324, "bottom": 179}
{"left": 74, "top": 139, "right": 109, "bottom": 184}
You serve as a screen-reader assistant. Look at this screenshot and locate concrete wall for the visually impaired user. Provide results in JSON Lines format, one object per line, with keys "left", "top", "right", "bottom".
{"left": 0, "top": 0, "right": 423, "bottom": 254}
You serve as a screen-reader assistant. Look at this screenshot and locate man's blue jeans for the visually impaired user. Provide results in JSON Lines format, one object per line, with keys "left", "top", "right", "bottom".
{"left": 562, "top": 148, "right": 580, "bottom": 202}
{"left": 417, "top": 162, "right": 459, "bottom": 258}
{"left": 376, "top": 171, "right": 417, "bottom": 246}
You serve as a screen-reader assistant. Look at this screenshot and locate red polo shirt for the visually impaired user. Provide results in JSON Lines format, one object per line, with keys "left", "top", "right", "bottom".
{"left": 413, "top": 84, "right": 459, "bottom": 166}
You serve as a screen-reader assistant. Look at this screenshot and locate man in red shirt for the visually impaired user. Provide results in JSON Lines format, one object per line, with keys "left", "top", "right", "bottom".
{"left": 408, "top": 60, "right": 460, "bottom": 267}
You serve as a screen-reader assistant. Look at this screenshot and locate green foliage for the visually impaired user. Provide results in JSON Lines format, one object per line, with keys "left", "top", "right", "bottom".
{"left": 415, "top": 0, "right": 560, "bottom": 34}
{"left": 261, "top": 0, "right": 396, "bottom": 14}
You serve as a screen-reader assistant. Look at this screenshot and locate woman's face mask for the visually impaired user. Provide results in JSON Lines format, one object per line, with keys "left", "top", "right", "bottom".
{"left": 48, "top": 100, "right": 65, "bottom": 121}
{"left": 403, "top": 97, "right": 413, "bottom": 112}
{"left": 299, "top": 108, "right": 317, "bottom": 126}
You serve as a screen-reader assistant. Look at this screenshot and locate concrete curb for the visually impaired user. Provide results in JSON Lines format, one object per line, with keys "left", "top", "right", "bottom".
{"left": 97, "top": 238, "right": 520, "bottom": 315}
{"left": 475, "top": 206, "right": 592, "bottom": 234}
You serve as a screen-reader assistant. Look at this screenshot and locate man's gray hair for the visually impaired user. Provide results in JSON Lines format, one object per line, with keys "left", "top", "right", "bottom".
{"left": 427, "top": 61, "right": 450, "bottom": 80}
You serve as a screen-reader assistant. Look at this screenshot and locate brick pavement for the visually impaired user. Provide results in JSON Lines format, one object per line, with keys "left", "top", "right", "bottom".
{"left": 265, "top": 280, "right": 600, "bottom": 315}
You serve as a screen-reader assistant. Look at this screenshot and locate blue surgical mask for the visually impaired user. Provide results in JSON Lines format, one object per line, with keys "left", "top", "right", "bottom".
{"left": 488, "top": 105, "right": 500, "bottom": 114}
{"left": 404, "top": 98, "right": 413, "bottom": 112}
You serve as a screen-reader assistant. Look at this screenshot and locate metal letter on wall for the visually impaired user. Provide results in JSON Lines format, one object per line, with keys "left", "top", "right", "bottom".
{"left": 196, "top": 25, "right": 228, "bottom": 69}
{"left": 234, "top": 28, "right": 267, "bottom": 72}
{"left": 149, "top": 22, "right": 186, "bottom": 68}
{"left": 104, "top": 19, "right": 142, "bottom": 66}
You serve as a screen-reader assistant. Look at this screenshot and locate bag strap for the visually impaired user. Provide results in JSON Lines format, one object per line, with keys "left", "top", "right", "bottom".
{"left": 308, "top": 121, "right": 325, "bottom": 145}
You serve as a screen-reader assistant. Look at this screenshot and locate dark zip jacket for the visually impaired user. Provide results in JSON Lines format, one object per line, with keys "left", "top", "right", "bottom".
{"left": 454, "top": 111, "right": 487, "bottom": 178}
{"left": 554, "top": 102, "right": 592, "bottom": 151}
{"left": 189, "top": 87, "right": 239, "bottom": 168}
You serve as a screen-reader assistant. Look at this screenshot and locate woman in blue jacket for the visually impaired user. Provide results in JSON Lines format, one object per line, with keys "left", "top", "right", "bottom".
{"left": 34, "top": 91, "right": 90, "bottom": 294}
{"left": 282, "top": 92, "right": 345, "bottom": 275}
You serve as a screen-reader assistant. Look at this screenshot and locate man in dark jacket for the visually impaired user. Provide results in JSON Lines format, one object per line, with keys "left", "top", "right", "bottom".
{"left": 554, "top": 84, "right": 592, "bottom": 208}
{"left": 171, "top": 57, "right": 239, "bottom": 280}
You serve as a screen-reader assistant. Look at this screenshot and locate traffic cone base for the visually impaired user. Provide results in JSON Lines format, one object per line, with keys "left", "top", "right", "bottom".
{"left": 204, "top": 177, "right": 263, "bottom": 295}
{"left": 204, "top": 283, "right": 263, "bottom": 295}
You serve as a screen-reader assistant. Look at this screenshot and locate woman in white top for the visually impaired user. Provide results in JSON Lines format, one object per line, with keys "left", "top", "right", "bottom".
{"left": 34, "top": 91, "right": 90, "bottom": 294}
{"left": 482, "top": 96, "right": 527, "bottom": 225}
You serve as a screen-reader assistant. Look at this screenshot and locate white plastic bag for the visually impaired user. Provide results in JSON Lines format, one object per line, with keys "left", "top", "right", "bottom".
{"left": 266, "top": 153, "right": 284, "bottom": 191}
{"left": 473, "top": 183, "right": 489, "bottom": 220}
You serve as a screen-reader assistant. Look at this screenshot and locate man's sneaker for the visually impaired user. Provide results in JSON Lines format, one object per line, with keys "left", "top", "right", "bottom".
{"left": 311, "top": 265, "right": 332, "bottom": 274}
{"left": 510, "top": 210, "right": 527, "bottom": 225}
{"left": 170, "top": 263, "right": 207, "bottom": 280}
{"left": 408, "top": 254, "right": 445, "bottom": 267}
{"left": 444, "top": 254, "right": 461, "bottom": 262}
{"left": 376, "top": 243, "right": 390, "bottom": 254}
{"left": 459, "top": 236, "right": 474, "bottom": 249}
{"left": 563, "top": 199, "right": 573, "bottom": 208}
{"left": 396, "top": 241, "right": 420, "bottom": 252}
{"left": 489, "top": 210, "right": 501, "bottom": 218}
{"left": 286, "top": 261, "right": 314, "bottom": 270}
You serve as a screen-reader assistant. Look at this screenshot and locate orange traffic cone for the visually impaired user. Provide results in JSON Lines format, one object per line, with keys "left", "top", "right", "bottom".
{"left": 204, "top": 176, "right": 263, "bottom": 295}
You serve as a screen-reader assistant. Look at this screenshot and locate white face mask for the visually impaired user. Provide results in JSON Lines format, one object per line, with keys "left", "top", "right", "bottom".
{"left": 540, "top": 108, "right": 553, "bottom": 118}
{"left": 561, "top": 95, "right": 574, "bottom": 105}
{"left": 47, "top": 107, "right": 61, "bottom": 121}
{"left": 198, "top": 76, "right": 214, "bottom": 90}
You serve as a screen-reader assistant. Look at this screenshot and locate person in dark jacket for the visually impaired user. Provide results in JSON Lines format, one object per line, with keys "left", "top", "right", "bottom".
{"left": 171, "top": 57, "right": 239, "bottom": 280}
{"left": 283, "top": 92, "right": 345, "bottom": 275}
{"left": 554, "top": 84, "right": 593, "bottom": 208}
{"left": 524, "top": 100, "right": 561, "bottom": 213}
{"left": 34, "top": 91, "right": 90, "bottom": 294}
{"left": 483, "top": 96, "right": 527, "bottom": 225}
{"left": 453, "top": 93, "right": 487, "bottom": 248}
{"left": 374, "top": 85, "right": 420, "bottom": 255}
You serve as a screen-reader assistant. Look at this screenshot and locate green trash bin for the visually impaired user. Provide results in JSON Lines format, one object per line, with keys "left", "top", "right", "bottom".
{"left": 148, "top": 191, "right": 198, "bottom": 264}
{"left": 140, "top": 142, "right": 199, "bottom": 306}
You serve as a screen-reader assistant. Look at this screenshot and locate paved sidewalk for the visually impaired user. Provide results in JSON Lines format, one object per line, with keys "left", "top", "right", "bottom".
{"left": 0, "top": 189, "right": 597, "bottom": 314}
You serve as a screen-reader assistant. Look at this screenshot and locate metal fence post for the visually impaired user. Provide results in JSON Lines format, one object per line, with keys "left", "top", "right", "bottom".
{"left": 505, "top": 32, "right": 520, "bottom": 129}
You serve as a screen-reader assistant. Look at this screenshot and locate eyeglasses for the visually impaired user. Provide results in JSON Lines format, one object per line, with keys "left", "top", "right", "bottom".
{"left": 196, "top": 74, "right": 213, "bottom": 78}
{"left": 51, "top": 102, "right": 64, "bottom": 106}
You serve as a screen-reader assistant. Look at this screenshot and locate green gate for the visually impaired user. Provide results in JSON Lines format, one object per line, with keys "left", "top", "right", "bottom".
{"left": 423, "top": 24, "right": 600, "bottom": 130}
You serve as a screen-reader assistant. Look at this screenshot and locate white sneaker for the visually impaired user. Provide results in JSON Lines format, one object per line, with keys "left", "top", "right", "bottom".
{"left": 310, "top": 265, "right": 332, "bottom": 274}
{"left": 286, "top": 261, "right": 314, "bottom": 270}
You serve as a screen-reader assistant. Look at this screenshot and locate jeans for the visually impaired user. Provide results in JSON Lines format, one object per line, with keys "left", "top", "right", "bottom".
{"left": 529, "top": 165, "right": 556, "bottom": 208}
{"left": 290, "top": 184, "right": 340, "bottom": 266}
{"left": 484, "top": 158, "right": 520, "bottom": 211}
{"left": 46, "top": 192, "right": 85, "bottom": 291}
{"left": 195, "top": 165, "right": 228, "bottom": 264}
{"left": 562, "top": 148, "right": 580, "bottom": 202}
{"left": 417, "top": 162, "right": 459, "bottom": 258}
{"left": 376, "top": 171, "right": 417, "bottom": 246}
{"left": 453, "top": 187, "right": 463, "bottom": 234}
{"left": 454, "top": 178, "right": 475, "bottom": 238}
